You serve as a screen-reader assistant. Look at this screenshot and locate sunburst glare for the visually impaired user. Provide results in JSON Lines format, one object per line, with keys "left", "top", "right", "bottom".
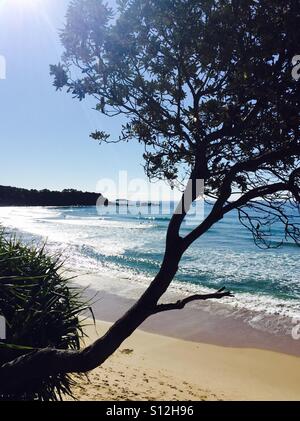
{"left": 0, "top": 0, "right": 44, "bottom": 14}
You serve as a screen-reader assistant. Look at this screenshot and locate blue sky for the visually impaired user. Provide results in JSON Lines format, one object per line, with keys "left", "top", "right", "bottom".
{"left": 0, "top": 0, "right": 178, "bottom": 200}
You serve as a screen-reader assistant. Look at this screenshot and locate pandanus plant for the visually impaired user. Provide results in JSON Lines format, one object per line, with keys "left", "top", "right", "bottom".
{"left": 0, "top": 230, "right": 92, "bottom": 401}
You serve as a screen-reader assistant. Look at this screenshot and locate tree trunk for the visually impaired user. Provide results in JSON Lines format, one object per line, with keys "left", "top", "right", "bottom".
{"left": 0, "top": 237, "right": 185, "bottom": 392}
{"left": 80, "top": 238, "right": 185, "bottom": 370}
{"left": 0, "top": 184, "right": 228, "bottom": 393}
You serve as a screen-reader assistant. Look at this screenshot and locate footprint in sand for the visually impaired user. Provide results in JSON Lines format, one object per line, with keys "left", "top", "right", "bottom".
{"left": 120, "top": 348, "right": 134, "bottom": 355}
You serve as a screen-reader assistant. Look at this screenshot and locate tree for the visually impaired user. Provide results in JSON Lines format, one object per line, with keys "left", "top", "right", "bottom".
{"left": 0, "top": 0, "right": 299, "bottom": 395}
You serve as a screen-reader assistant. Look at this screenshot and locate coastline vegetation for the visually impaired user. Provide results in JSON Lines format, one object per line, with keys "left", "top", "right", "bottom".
{"left": 0, "top": 185, "right": 107, "bottom": 207}
{"left": 0, "top": 230, "right": 92, "bottom": 400}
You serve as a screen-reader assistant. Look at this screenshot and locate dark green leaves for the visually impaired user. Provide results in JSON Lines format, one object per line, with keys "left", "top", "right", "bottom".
{"left": 50, "top": 63, "right": 68, "bottom": 91}
{"left": 0, "top": 231, "right": 93, "bottom": 401}
{"left": 51, "top": 0, "right": 300, "bottom": 230}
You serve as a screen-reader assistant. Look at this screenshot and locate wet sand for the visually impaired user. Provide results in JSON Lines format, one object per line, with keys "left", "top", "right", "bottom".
{"left": 64, "top": 273, "right": 300, "bottom": 401}
{"left": 82, "top": 284, "right": 300, "bottom": 357}
{"left": 68, "top": 320, "right": 300, "bottom": 401}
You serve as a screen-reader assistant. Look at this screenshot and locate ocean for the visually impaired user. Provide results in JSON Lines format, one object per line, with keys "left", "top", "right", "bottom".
{"left": 0, "top": 204, "right": 299, "bottom": 338}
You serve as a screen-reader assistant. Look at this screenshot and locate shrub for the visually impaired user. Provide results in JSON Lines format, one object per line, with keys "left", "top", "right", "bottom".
{"left": 0, "top": 230, "right": 92, "bottom": 401}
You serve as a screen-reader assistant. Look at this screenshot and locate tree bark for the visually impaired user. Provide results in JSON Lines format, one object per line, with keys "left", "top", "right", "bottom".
{"left": 0, "top": 182, "right": 228, "bottom": 394}
{"left": 0, "top": 233, "right": 187, "bottom": 392}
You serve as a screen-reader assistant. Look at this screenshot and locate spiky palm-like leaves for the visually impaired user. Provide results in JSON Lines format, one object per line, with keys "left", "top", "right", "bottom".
{"left": 0, "top": 230, "right": 92, "bottom": 401}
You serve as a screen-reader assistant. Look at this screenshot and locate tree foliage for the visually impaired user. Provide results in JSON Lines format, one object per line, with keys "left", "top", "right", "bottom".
{"left": 51, "top": 0, "right": 300, "bottom": 247}
{"left": 0, "top": 0, "right": 299, "bottom": 399}
{"left": 0, "top": 185, "right": 106, "bottom": 206}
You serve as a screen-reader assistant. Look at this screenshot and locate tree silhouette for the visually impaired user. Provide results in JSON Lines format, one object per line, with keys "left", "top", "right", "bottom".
{"left": 0, "top": 0, "right": 299, "bottom": 395}
{"left": 0, "top": 185, "right": 106, "bottom": 207}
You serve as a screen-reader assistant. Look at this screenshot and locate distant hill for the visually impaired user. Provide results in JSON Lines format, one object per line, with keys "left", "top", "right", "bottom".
{"left": 0, "top": 185, "right": 108, "bottom": 207}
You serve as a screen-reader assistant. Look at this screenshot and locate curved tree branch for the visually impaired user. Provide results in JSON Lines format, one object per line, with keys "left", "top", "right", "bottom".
{"left": 0, "top": 285, "right": 232, "bottom": 395}
{"left": 153, "top": 287, "right": 234, "bottom": 314}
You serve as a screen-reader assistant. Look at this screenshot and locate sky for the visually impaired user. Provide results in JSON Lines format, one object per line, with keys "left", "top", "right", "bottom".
{"left": 0, "top": 0, "right": 180, "bottom": 201}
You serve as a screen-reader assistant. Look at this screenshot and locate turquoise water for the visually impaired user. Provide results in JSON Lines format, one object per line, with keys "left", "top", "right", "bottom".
{"left": 0, "top": 205, "right": 299, "bottom": 334}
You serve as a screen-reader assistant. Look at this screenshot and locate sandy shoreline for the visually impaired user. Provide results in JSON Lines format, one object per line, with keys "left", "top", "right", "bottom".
{"left": 68, "top": 320, "right": 300, "bottom": 401}
{"left": 81, "top": 278, "right": 300, "bottom": 357}
{"left": 68, "top": 272, "right": 300, "bottom": 401}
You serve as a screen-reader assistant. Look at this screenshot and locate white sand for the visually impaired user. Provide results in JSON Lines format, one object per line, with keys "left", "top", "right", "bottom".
{"left": 67, "top": 320, "right": 300, "bottom": 401}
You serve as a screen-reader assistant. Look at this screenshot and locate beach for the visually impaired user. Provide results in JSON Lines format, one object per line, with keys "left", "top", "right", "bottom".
{"left": 1, "top": 207, "right": 299, "bottom": 401}
{"left": 69, "top": 280, "right": 300, "bottom": 401}
{"left": 1, "top": 205, "right": 299, "bottom": 342}
{"left": 68, "top": 319, "right": 300, "bottom": 401}
{"left": 1, "top": 0, "right": 299, "bottom": 407}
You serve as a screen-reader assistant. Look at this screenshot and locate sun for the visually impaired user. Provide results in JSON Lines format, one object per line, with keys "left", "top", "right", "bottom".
{"left": 15, "top": 0, "right": 41, "bottom": 3}
{"left": 0, "top": 0, "right": 45, "bottom": 16}
{"left": 5, "top": 0, "right": 42, "bottom": 9}
{"left": 0, "top": 0, "right": 51, "bottom": 30}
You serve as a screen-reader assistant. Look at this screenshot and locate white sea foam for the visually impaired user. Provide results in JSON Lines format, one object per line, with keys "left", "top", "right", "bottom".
{"left": 0, "top": 206, "right": 299, "bottom": 336}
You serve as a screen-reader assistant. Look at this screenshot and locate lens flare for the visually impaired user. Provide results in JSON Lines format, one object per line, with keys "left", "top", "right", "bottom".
{"left": 0, "top": 0, "right": 42, "bottom": 11}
